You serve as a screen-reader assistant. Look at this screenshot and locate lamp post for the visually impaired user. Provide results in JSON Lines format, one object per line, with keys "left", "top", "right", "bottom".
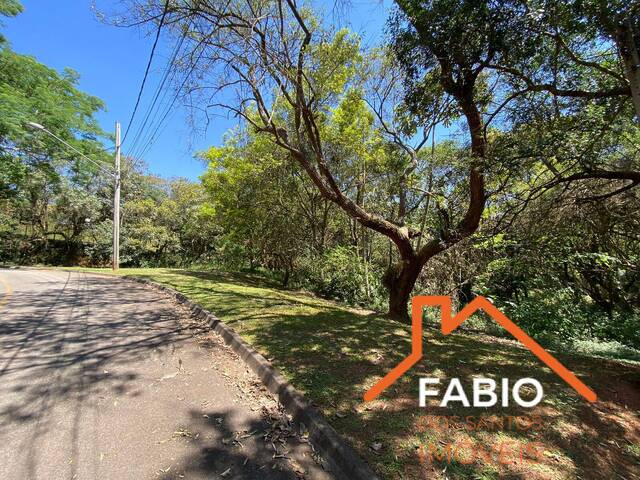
{"left": 26, "top": 121, "right": 121, "bottom": 270}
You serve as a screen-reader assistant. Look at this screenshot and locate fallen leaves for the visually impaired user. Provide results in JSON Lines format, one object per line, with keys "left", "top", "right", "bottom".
{"left": 168, "top": 315, "right": 328, "bottom": 479}
{"left": 155, "top": 465, "right": 171, "bottom": 476}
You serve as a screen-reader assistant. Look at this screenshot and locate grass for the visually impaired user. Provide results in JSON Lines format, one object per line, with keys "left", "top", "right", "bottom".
{"left": 67, "top": 268, "right": 640, "bottom": 480}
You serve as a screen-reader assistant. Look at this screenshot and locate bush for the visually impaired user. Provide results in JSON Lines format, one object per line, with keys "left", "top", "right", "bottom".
{"left": 495, "top": 289, "right": 639, "bottom": 350}
{"left": 294, "top": 246, "right": 384, "bottom": 307}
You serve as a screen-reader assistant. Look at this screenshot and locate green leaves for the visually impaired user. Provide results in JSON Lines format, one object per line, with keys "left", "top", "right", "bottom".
{"left": 0, "top": 0, "right": 22, "bottom": 17}
{"left": 308, "top": 29, "right": 361, "bottom": 99}
{"left": 0, "top": 48, "right": 108, "bottom": 172}
{"left": 0, "top": 0, "right": 22, "bottom": 44}
{"left": 0, "top": 4, "right": 114, "bottom": 264}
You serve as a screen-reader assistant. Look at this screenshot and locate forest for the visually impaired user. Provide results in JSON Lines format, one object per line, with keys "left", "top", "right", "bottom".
{"left": 1, "top": 0, "right": 639, "bottom": 357}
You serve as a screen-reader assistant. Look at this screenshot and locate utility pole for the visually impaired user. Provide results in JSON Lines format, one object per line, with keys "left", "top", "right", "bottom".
{"left": 113, "top": 122, "right": 121, "bottom": 270}
{"left": 25, "top": 120, "right": 122, "bottom": 269}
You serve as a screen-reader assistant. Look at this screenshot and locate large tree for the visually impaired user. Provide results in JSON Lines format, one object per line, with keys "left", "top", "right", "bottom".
{"left": 0, "top": 0, "right": 110, "bottom": 263}
{"left": 112, "top": 0, "right": 487, "bottom": 321}
{"left": 393, "top": 0, "right": 639, "bottom": 190}
{"left": 391, "top": 0, "right": 639, "bottom": 300}
{"left": 115, "top": 0, "right": 638, "bottom": 321}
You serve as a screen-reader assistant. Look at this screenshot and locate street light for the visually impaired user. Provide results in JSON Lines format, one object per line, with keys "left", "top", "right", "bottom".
{"left": 26, "top": 122, "right": 117, "bottom": 180}
{"left": 26, "top": 121, "right": 122, "bottom": 270}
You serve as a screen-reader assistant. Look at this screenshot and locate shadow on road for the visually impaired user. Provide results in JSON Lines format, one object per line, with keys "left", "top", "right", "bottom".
{"left": 157, "top": 408, "right": 311, "bottom": 480}
{"left": 0, "top": 274, "right": 200, "bottom": 431}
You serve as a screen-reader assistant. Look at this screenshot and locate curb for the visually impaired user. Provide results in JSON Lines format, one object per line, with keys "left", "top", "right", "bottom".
{"left": 127, "top": 276, "right": 380, "bottom": 480}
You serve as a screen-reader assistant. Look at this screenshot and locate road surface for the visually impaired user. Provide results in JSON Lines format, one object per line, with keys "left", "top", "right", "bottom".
{"left": 0, "top": 268, "right": 331, "bottom": 480}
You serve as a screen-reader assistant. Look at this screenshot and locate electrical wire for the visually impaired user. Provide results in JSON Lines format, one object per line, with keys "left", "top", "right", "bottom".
{"left": 127, "top": 28, "right": 203, "bottom": 163}
{"left": 125, "top": 30, "right": 186, "bottom": 160}
{"left": 121, "top": 0, "right": 171, "bottom": 146}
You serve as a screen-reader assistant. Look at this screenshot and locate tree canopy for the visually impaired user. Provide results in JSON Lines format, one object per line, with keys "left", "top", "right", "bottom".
{"left": 1, "top": 0, "right": 638, "bottom": 349}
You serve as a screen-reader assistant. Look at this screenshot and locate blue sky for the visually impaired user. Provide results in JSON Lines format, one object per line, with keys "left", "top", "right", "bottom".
{"left": 4, "top": 1, "right": 391, "bottom": 180}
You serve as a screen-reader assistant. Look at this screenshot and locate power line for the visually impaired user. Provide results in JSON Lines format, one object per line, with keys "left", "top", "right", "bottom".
{"left": 121, "top": 0, "right": 171, "bottom": 146}
{"left": 127, "top": 33, "right": 204, "bottom": 163}
{"left": 125, "top": 31, "right": 186, "bottom": 159}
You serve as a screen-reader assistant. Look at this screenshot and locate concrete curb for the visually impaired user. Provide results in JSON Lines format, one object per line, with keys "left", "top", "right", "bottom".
{"left": 127, "top": 276, "right": 380, "bottom": 480}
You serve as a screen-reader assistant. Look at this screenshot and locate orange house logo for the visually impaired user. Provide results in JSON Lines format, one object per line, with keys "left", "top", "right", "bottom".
{"left": 364, "top": 296, "right": 597, "bottom": 403}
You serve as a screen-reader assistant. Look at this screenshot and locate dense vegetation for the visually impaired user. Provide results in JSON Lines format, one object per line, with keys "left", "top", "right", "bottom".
{"left": 1, "top": 1, "right": 638, "bottom": 351}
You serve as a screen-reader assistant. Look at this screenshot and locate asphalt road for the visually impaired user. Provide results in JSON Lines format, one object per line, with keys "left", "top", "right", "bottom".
{"left": 0, "top": 269, "right": 331, "bottom": 480}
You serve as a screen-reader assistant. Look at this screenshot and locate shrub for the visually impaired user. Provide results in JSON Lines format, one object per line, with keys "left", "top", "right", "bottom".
{"left": 294, "top": 246, "right": 383, "bottom": 307}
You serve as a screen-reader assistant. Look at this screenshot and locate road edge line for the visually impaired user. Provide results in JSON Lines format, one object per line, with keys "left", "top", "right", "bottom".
{"left": 0, "top": 273, "right": 13, "bottom": 310}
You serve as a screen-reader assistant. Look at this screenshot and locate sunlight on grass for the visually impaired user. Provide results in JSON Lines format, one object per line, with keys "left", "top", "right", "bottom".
{"left": 68, "top": 267, "right": 640, "bottom": 480}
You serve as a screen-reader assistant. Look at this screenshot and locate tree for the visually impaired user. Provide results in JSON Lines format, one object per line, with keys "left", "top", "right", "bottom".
{"left": 0, "top": 49, "right": 108, "bottom": 184}
{"left": 0, "top": 0, "right": 108, "bottom": 201}
{"left": 394, "top": 0, "right": 639, "bottom": 188}
{"left": 0, "top": 0, "right": 110, "bottom": 264}
{"left": 113, "top": 0, "right": 484, "bottom": 321}
{"left": 202, "top": 129, "right": 323, "bottom": 282}
{"left": 0, "top": 0, "right": 22, "bottom": 45}
{"left": 117, "top": 168, "right": 219, "bottom": 267}
{"left": 113, "top": 0, "right": 639, "bottom": 320}
{"left": 572, "top": 0, "right": 640, "bottom": 119}
{"left": 391, "top": 0, "right": 640, "bottom": 302}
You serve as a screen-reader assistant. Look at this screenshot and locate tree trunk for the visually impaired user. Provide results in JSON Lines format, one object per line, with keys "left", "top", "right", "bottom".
{"left": 385, "top": 258, "right": 422, "bottom": 323}
{"left": 615, "top": 19, "right": 640, "bottom": 120}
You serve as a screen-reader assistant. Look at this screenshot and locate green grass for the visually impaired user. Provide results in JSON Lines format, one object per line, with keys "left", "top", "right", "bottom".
{"left": 67, "top": 268, "right": 640, "bottom": 480}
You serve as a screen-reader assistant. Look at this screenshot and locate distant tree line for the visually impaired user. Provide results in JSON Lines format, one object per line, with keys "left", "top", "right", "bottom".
{"left": 1, "top": 1, "right": 637, "bottom": 349}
